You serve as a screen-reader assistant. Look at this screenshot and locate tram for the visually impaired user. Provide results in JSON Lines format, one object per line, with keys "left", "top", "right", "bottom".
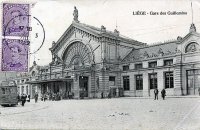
{"left": 0, "top": 80, "right": 18, "bottom": 106}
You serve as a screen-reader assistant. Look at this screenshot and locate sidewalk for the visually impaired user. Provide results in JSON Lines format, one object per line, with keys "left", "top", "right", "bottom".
{"left": 121, "top": 95, "right": 200, "bottom": 99}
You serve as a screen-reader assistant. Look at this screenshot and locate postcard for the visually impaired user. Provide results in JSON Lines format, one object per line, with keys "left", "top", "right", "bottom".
{"left": 0, "top": 0, "right": 200, "bottom": 130}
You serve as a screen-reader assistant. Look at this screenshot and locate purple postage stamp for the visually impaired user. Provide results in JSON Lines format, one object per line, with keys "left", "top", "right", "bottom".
{"left": 3, "top": 3, "right": 29, "bottom": 37}
{"left": 2, "top": 39, "right": 29, "bottom": 72}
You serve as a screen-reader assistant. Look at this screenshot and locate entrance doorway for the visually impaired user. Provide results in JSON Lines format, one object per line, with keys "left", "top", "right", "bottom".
{"left": 187, "top": 69, "right": 200, "bottom": 95}
{"left": 65, "top": 81, "right": 73, "bottom": 99}
{"left": 41, "top": 84, "right": 47, "bottom": 94}
{"left": 79, "top": 76, "right": 88, "bottom": 98}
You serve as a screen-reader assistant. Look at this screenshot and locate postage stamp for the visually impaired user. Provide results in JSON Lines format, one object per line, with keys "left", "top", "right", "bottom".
{"left": 3, "top": 3, "right": 29, "bottom": 37}
{"left": 1, "top": 39, "right": 29, "bottom": 72}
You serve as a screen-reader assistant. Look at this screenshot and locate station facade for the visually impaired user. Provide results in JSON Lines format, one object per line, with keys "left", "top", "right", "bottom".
{"left": 26, "top": 10, "right": 200, "bottom": 99}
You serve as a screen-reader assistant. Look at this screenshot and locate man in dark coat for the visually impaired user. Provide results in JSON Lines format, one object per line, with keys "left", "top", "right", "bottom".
{"left": 17, "top": 94, "right": 21, "bottom": 104}
{"left": 34, "top": 92, "right": 38, "bottom": 103}
{"left": 21, "top": 94, "right": 27, "bottom": 106}
{"left": 161, "top": 89, "right": 166, "bottom": 100}
{"left": 154, "top": 88, "right": 159, "bottom": 100}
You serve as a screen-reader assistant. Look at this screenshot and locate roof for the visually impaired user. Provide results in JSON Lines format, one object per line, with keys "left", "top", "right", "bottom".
{"left": 123, "top": 41, "right": 178, "bottom": 62}
{"left": 26, "top": 78, "right": 73, "bottom": 84}
{"left": 51, "top": 21, "right": 146, "bottom": 51}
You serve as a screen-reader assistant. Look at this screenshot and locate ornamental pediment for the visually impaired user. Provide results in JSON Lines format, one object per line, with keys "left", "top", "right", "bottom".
{"left": 50, "top": 23, "right": 102, "bottom": 52}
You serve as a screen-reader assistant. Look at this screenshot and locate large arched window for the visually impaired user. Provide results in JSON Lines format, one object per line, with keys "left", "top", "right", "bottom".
{"left": 185, "top": 42, "right": 199, "bottom": 53}
{"left": 62, "top": 42, "right": 93, "bottom": 68}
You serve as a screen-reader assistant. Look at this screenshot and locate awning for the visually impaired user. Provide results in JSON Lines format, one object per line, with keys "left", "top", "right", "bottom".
{"left": 26, "top": 78, "right": 73, "bottom": 84}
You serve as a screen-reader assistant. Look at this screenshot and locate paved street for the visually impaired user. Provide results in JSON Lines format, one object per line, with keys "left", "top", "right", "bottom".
{"left": 0, "top": 97, "right": 200, "bottom": 130}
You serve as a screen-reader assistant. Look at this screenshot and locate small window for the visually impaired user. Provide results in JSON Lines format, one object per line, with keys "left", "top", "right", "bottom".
{"left": 164, "top": 59, "right": 173, "bottom": 66}
{"left": 135, "top": 63, "right": 142, "bottom": 69}
{"left": 123, "top": 65, "right": 129, "bottom": 71}
{"left": 123, "top": 76, "right": 130, "bottom": 91}
{"left": 109, "top": 76, "right": 115, "bottom": 81}
{"left": 149, "top": 73, "right": 157, "bottom": 89}
{"left": 165, "top": 72, "right": 174, "bottom": 88}
{"left": 149, "top": 61, "right": 157, "bottom": 68}
{"left": 109, "top": 76, "right": 115, "bottom": 86}
{"left": 136, "top": 75, "right": 143, "bottom": 90}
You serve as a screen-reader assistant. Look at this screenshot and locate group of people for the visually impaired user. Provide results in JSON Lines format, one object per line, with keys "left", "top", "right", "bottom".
{"left": 42, "top": 92, "right": 62, "bottom": 101}
{"left": 154, "top": 88, "right": 200, "bottom": 100}
{"left": 154, "top": 88, "right": 166, "bottom": 100}
{"left": 33, "top": 91, "right": 75, "bottom": 103}
{"left": 17, "top": 94, "right": 30, "bottom": 106}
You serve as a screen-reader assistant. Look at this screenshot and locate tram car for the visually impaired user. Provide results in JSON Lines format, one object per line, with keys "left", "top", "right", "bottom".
{"left": 0, "top": 80, "right": 18, "bottom": 106}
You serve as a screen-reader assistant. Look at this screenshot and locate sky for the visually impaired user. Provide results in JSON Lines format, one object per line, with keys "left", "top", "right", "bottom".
{"left": 30, "top": 0, "right": 200, "bottom": 66}
{"left": 0, "top": 0, "right": 200, "bottom": 80}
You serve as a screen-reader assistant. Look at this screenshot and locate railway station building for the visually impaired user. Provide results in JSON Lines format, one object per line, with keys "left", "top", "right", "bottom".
{"left": 26, "top": 8, "right": 200, "bottom": 99}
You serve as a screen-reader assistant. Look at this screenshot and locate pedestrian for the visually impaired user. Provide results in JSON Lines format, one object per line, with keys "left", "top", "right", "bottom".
{"left": 43, "top": 94, "right": 47, "bottom": 102}
{"left": 21, "top": 94, "right": 27, "bottom": 106}
{"left": 17, "top": 94, "right": 21, "bottom": 104}
{"left": 34, "top": 92, "right": 38, "bottom": 103}
{"left": 108, "top": 89, "right": 111, "bottom": 99}
{"left": 101, "top": 92, "right": 104, "bottom": 99}
{"left": 27, "top": 95, "right": 30, "bottom": 102}
{"left": 161, "top": 89, "right": 166, "bottom": 100}
{"left": 154, "top": 88, "right": 159, "bottom": 100}
{"left": 198, "top": 87, "right": 200, "bottom": 96}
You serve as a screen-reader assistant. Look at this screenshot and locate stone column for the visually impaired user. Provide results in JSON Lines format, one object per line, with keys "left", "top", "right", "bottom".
{"left": 157, "top": 70, "right": 164, "bottom": 97}
{"left": 99, "top": 70, "right": 109, "bottom": 98}
{"left": 116, "top": 72, "right": 121, "bottom": 97}
{"left": 73, "top": 75, "right": 80, "bottom": 99}
{"left": 143, "top": 72, "right": 149, "bottom": 97}
{"left": 174, "top": 66, "right": 184, "bottom": 96}
{"left": 90, "top": 71, "right": 96, "bottom": 98}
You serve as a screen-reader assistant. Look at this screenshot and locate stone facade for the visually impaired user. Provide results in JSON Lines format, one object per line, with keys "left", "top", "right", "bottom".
{"left": 23, "top": 10, "right": 200, "bottom": 99}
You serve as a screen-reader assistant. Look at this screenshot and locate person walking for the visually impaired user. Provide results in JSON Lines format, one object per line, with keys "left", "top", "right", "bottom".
{"left": 43, "top": 94, "right": 47, "bottom": 102}
{"left": 154, "top": 88, "right": 159, "bottom": 100}
{"left": 21, "top": 94, "right": 27, "bottom": 106}
{"left": 161, "top": 89, "right": 166, "bottom": 100}
{"left": 34, "top": 92, "right": 38, "bottom": 103}
{"left": 17, "top": 94, "right": 21, "bottom": 105}
{"left": 27, "top": 95, "right": 30, "bottom": 102}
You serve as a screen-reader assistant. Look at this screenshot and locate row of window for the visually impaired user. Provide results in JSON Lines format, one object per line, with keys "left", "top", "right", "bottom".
{"left": 123, "top": 59, "right": 173, "bottom": 71}
{"left": 123, "top": 72, "right": 174, "bottom": 91}
{"left": 1, "top": 88, "right": 15, "bottom": 94}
